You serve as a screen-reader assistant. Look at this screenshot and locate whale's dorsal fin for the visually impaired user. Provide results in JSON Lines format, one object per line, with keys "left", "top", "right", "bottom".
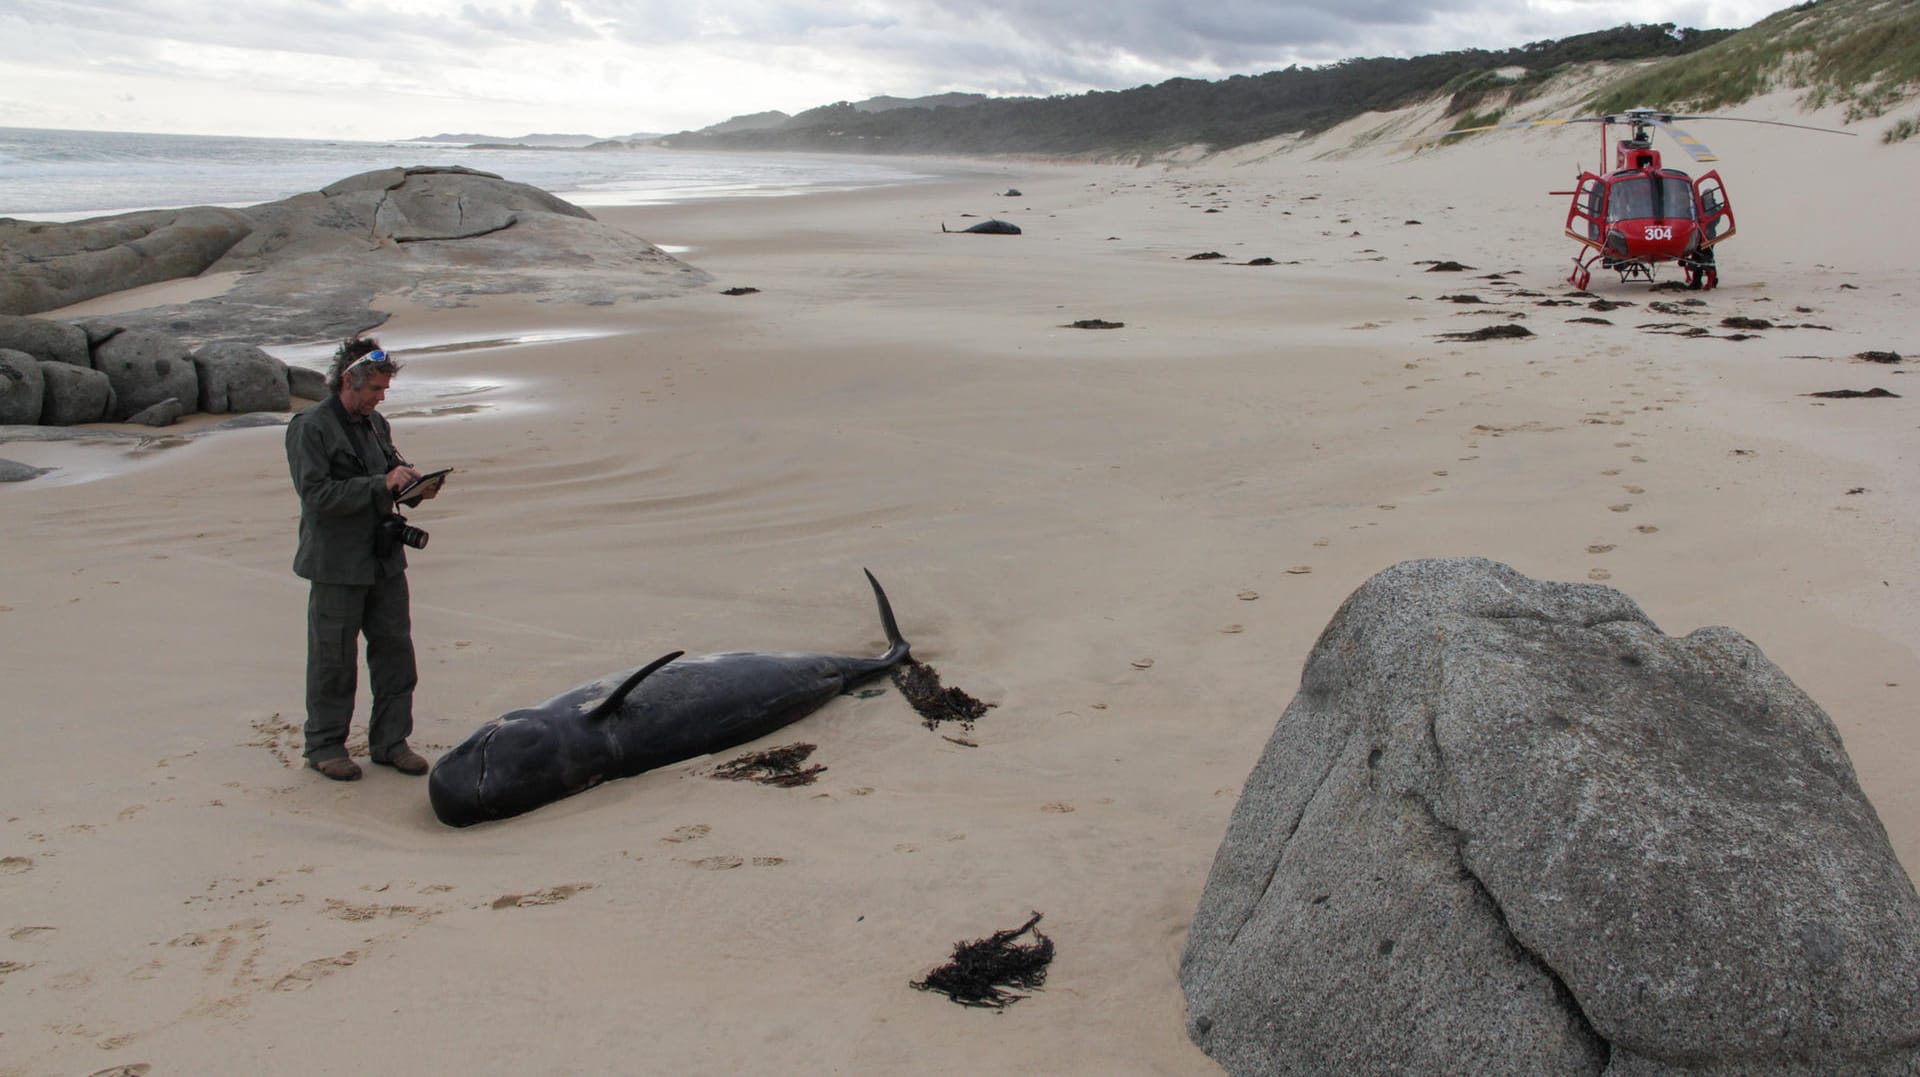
{"left": 863, "top": 568, "right": 910, "bottom": 665}
{"left": 585, "top": 651, "right": 683, "bottom": 722}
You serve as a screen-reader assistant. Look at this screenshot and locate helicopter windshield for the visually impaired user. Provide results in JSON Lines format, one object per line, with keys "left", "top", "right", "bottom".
{"left": 1607, "top": 176, "right": 1697, "bottom": 222}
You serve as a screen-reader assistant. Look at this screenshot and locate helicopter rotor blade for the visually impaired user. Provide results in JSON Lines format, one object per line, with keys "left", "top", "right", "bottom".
{"left": 1665, "top": 115, "right": 1857, "bottom": 136}
{"left": 1651, "top": 119, "right": 1719, "bottom": 163}
{"left": 1403, "top": 115, "right": 1602, "bottom": 145}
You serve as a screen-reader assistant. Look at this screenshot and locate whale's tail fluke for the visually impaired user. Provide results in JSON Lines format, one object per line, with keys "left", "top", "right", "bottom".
{"left": 863, "top": 568, "right": 911, "bottom": 666}
{"left": 941, "top": 222, "right": 950, "bottom": 233}
{"left": 586, "top": 650, "right": 684, "bottom": 722}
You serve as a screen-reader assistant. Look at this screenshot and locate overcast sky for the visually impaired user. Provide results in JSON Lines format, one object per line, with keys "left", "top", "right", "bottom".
{"left": 2, "top": 0, "right": 1790, "bottom": 142}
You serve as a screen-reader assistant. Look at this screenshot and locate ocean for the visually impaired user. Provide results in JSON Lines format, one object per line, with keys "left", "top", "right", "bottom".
{"left": 0, "top": 126, "right": 944, "bottom": 222}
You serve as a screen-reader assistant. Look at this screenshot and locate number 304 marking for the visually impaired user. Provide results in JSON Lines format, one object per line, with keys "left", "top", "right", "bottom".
{"left": 1644, "top": 225, "right": 1674, "bottom": 241}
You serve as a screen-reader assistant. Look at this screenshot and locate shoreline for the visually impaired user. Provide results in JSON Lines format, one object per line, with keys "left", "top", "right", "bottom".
{"left": 2, "top": 126, "right": 1915, "bottom": 1074}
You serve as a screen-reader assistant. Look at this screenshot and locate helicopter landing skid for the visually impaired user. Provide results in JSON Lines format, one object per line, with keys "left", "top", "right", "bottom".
{"left": 1570, "top": 249, "right": 1713, "bottom": 291}
{"left": 1575, "top": 252, "right": 1656, "bottom": 285}
{"left": 1607, "top": 260, "right": 1656, "bottom": 285}
{"left": 1569, "top": 253, "right": 1593, "bottom": 290}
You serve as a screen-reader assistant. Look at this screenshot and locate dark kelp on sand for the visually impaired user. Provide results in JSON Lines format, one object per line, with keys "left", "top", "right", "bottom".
{"left": 912, "top": 911, "right": 1055, "bottom": 1009}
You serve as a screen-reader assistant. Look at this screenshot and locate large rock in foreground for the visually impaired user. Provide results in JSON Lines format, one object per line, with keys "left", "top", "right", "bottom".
{"left": 1181, "top": 557, "right": 1920, "bottom": 1077}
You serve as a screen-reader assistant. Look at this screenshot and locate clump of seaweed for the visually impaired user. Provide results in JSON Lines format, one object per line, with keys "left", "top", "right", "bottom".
{"left": 890, "top": 660, "right": 994, "bottom": 733}
{"left": 1436, "top": 323, "right": 1534, "bottom": 342}
{"left": 1808, "top": 387, "right": 1900, "bottom": 399}
{"left": 712, "top": 742, "right": 825, "bottom": 787}
{"left": 911, "top": 911, "right": 1055, "bottom": 1009}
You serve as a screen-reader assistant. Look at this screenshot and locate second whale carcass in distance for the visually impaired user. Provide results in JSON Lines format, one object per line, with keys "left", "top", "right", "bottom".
{"left": 943, "top": 219, "right": 1022, "bottom": 234}
{"left": 427, "top": 570, "right": 912, "bottom": 827}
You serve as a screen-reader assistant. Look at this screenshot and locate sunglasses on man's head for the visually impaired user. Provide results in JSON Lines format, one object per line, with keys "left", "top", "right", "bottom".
{"left": 347, "top": 348, "right": 388, "bottom": 370}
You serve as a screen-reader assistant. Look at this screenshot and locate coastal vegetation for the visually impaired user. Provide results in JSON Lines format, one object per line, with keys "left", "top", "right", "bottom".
{"left": 658, "top": 0, "right": 1919, "bottom": 159}
{"left": 658, "top": 24, "right": 1731, "bottom": 158}
{"left": 1590, "top": 0, "right": 1920, "bottom": 120}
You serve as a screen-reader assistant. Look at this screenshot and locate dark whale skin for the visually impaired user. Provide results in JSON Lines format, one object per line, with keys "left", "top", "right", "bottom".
{"left": 428, "top": 571, "right": 909, "bottom": 827}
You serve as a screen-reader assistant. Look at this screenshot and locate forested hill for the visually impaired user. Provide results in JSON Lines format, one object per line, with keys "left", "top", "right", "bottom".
{"left": 655, "top": 24, "right": 1731, "bottom": 158}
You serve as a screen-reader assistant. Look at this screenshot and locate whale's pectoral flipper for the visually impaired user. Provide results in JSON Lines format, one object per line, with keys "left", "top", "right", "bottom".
{"left": 585, "top": 651, "right": 684, "bottom": 722}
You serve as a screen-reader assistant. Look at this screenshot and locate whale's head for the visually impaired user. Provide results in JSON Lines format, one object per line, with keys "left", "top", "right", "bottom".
{"left": 427, "top": 710, "right": 575, "bottom": 827}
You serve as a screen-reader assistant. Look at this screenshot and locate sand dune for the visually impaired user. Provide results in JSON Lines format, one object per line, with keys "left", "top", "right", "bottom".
{"left": 1, "top": 91, "right": 1914, "bottom": 1074}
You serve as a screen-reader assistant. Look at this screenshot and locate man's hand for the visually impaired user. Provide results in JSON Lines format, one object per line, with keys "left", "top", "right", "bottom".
{"left": 385, "top": 465, "right": 420, "bottom": 494}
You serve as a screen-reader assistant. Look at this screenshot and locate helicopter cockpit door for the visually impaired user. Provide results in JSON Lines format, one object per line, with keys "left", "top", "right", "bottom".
{"left": 1696, "top": 171, "right": 1735, "bottom": 248}
{"left": 1564, "top": 175, "right": 1605, "bottom": 248}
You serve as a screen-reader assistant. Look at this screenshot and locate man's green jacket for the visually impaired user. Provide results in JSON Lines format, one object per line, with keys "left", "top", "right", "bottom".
{"left": 286, "top": 396, "right": 408, "bottom": 585}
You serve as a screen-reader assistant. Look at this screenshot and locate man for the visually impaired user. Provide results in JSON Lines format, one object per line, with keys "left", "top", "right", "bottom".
{"left": 285, "top": 337, "right": 443, "bottom": 781}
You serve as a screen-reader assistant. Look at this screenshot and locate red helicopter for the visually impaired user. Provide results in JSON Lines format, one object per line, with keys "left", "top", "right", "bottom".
{"left": 1421, "top": 106, "right": 1852, "bottom": 290}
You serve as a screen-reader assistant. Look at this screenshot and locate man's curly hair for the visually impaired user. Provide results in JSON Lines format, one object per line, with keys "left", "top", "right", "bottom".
{"left": 325, "top": 336, "right": 402, "bottom": 395}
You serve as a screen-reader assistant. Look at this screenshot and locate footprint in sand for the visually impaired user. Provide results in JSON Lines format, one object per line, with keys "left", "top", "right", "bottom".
{"left": 688, "top": 856, "right": 745, "bottom": 871}
{"left": 751, "top": 857, "right": 787, "bottom": 867}
{"left": 1589, "top": 569, "right": 1613, "bottom": 581}
{"left": 1635, "top": 525, "right": 1660, "bottom": 534}
{"left": 490, "top": 884, "right": 591, "bottom": 909}
{"left": 1623, "top": 485, "right": 1645, "bottom": 495}
{"left": 1041, "top": 802, "right": 1076, "bottom": 814}
{"left": 2, "top": 855, "right": 35, "bottom": 874}
{"left": 87, "top": 1066, "right": 152, "bottom": 1077}
{"left": 320, "top": 898, "right": 431, "bottom": 923}
{"left": 1609, "top": 504, "right": 1633, "bottom": 513}
{"left": 661, "top": 824, "right": 710, "bottom": 844}
{"left": 11, "top": 925, "right": 56, "bottom": 941}
{"left": 1587, "top": 544, "right": 1616, "bottom": 555}
{"left": 272, "top": 950, "right": 361, "bottom": 992}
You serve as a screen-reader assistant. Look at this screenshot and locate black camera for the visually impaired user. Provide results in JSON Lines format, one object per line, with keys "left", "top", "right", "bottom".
{"left": 377, "top": 513, "right": 429, "bottom": 554}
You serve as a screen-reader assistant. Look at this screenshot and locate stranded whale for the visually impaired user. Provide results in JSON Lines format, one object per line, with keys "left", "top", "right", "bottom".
{"left": 943, "top": 219, "right": 1022, "bottom": 235}
{"left": 427, "top": 570, "right": 911, "bottom": 827}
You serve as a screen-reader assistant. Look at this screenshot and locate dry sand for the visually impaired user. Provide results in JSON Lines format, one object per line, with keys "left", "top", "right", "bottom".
{"left": 3, "top": 93, "right": 1916, "bottom": 1074}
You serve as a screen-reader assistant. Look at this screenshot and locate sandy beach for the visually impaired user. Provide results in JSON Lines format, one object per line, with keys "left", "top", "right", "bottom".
{"left": 3, "top": 93, "right": 1916, "bottom": 1075}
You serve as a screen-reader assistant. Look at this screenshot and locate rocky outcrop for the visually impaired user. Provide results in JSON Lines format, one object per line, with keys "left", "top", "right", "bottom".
{"left": 0, "top": 457, "right": 51, "bottom": 482}
{"left": 0, "top": 349, "right": 46, "bottom": 424}
{"left": 0, "top": 209, "right": 253, "bottom": 315}
{"left": 1182, "top": 557, "right": 1920, "bottom": 1077}
{"left": 37, "top": 361, "right": 115, "bottom": 425}
{"left": 126, "top": 397, "right": 186, "bottom": 427}
{"left": 0, "top": 315, "right": 90, "bottom": 367}
{"left": 0, "top": 166, "right": 709, "bottom": 344}
{"left": 93, "top": 329, "right": 199, "bottom": 421}
{"left": 0, "top": 316, "right": 320, "bottom": 432}
{"left": 193, "top": 341, "right": 289, "bottom": 414}
{"left": 287, "top": 364, "right": 327, "bottom": 401}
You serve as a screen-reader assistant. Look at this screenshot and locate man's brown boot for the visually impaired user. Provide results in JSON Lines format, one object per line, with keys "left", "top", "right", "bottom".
{"left": 310, "top": 757, "right": 363, "bottom": 781}
{"left": 374, "top": 746, "right": 429, "bottom": 776}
